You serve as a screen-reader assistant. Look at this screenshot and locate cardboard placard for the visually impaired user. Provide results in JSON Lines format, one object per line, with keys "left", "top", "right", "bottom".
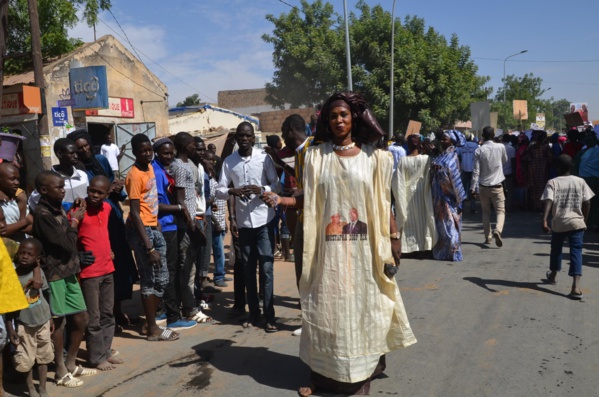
{"left": 564, "top": 112, "right": 584, "bottom": 128}
{"left": 513, "top": 100, "right": 528, "bottom": 120}
{"left": 470, "top": 101, "right": 490, "bottom": 132}
{"left": 406, "top": 120, "right": 422, "bottom": 137}
{"left": 490, "top": 112, "right": 498, "bottom": 129}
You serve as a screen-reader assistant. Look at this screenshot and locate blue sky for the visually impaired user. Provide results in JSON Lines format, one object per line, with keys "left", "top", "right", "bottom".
{"left": 69, "top": 0, "right": 599, "bottom": 121}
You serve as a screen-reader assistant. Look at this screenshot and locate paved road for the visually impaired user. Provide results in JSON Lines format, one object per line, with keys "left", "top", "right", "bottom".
{"left": 6, "top": 210, "right": 599, "bottom": 397}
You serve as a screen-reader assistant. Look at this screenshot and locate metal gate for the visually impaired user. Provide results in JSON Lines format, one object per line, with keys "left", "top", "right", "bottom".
{"left": 115, "top": 123, "right": 156, "bottom": 176}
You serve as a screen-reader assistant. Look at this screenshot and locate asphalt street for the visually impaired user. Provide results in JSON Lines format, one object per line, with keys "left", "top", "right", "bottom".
{"left": 5, "top": 209, "right": 599, "bottom": 397}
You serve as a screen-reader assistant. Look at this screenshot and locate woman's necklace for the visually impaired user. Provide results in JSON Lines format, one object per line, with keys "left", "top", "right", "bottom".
{"left": 333, "top": 141, "right": 356, "bottom": 151}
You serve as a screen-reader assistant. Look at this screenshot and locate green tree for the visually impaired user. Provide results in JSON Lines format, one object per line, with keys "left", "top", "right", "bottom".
{"left": 263, "top": 0, "right": 489, "bottom": 132}
{"left": 491, "top": 73, "right": 549, "bottom": 130}
{"left": 6, "top": 0, "right": 111, "bottom": 74}
{"left": 262, "top": 0, "right": 345, "bottom": 108}
{"left": 176, "top": 93, "right": 201, "bottom": 107}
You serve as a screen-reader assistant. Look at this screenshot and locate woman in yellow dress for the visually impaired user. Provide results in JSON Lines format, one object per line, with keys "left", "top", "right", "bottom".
{"left": 263, "top": 92, "right": 416, "bottom": 396}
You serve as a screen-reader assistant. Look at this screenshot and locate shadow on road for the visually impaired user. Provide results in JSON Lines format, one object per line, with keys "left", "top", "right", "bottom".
{"left": 463, "top": 276, "right": 569, "bottom": 298}
{"left": 189, "top": 339, "right": 307, "bottom": 392}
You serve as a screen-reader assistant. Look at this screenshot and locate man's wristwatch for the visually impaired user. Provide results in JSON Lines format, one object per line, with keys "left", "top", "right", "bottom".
{"left": 390, "top": 232, "right": 400, "bottom": 240}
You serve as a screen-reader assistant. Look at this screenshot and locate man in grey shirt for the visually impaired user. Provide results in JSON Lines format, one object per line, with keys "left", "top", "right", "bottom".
{"left": 471, "top": 126, "right": 508, "bottom": 247}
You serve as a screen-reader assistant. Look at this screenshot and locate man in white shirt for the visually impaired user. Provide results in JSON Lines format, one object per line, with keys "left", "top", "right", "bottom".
{"left": 471, "top": 126, "right": 508, "bottom": 247}
{"left": 501, "top": 134, "right": 516, "bottom": 212}
{"left": 100, "top": 134, "right": 126, "bottom": 177}
{"left": 28, "top": 138, "right": 89, "bottom": 211}
{"left": 216, "top": 122, "right": 281, "bottom": 332}
{"left": 457, "top": 131, "right": 478, "bottom": 213}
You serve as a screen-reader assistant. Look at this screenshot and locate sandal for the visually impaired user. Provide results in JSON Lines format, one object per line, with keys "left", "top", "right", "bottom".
{"left": 545, "top": 271, "right": 557, "bottom": 285}
{"left": 71, "top": 365, "right": 97, "bottom": 377}
{"left": 147, "top": 327, "right": 180, "bottom": 341}
{"left": 56, "top": 373, "right": 84, "bottom": 388}
{"left": 265, "top": 322, "right": 279, "bottom": 333}
{"left": 190, "top": 311, "right": 214, "bottom": 323}
{"left": 569, "top": 290, "right": 583, "bottom": 300}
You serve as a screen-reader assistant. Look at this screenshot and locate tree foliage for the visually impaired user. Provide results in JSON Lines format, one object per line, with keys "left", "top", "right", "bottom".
{"left": 6, "top": 0, "right": 111, "bottom": 75}
{"left": 263, "top": 0, "right": 490, "bottom": 132}
{"left": 176, "top": 93, "right": 201, "bottom": 107}
{"left": 491, "top": 73, "right": 568, "bottom": 131}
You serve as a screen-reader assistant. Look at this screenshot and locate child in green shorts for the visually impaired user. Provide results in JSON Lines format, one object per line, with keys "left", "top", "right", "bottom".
{"left": 31, "top": 171, "right": 95, "bottom": 387}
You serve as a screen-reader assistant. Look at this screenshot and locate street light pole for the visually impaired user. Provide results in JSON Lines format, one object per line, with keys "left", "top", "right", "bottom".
{"left": 388, "top": 0, "right": 397, "bottom": 140}
{"left": 343, "top": 0, "right": 353, "bottom": 91}
{"left": 503, "top": 50, "right": 528, "bottom": 102}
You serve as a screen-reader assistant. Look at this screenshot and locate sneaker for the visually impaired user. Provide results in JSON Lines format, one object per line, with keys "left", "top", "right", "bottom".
{"left": 483, "top": 239, "right": 492, "bottom": 245}
{"left": 167, "top": 319, "right": 198, "bottom": 330}
{"left": 292, "top": 327, "right": 302, "bottom": 336}
{"left": 156, "top": 313, "right": 167, "bottom": 324}
{"left": 223, "top": 277, "right": 233, "bottom": 282}
{"left": 214, "top": 280, "right": 229, "bottom": 287}
{"left": 493, "top": 231, "right": 503, "bottom": 247}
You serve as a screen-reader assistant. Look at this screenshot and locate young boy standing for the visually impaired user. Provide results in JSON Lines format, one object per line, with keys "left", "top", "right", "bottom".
{"left": 125, "top": 134, "right": 178, "bottom": 341}
{"left": 542, "top": 154, "right": 595, "bottom": 299}
{"left": 7, "top": 239, "right": 53, "bottom": 397}
{"left": 78, "top": 176, "right": 124, "bottom": 370}
{"left": 31, "top": 171, "right": 92, "bottom": 387}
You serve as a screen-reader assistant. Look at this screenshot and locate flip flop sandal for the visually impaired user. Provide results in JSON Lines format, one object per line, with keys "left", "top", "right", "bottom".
{"left": 190, "top": 311, "right": 214, "bottom": 323}
{"left": 147, "top": 327, "right": 180, "bottom": 341}
{"left": 111, "top": 349, "right": 120, "bottom": 357}
{"left": 569, "top": 291, "right": 583, "bottom": 300}
{"left": 265, "top": 322, "right": 279, "bottom": 333}
{"left": 545, "top": 271, "right": 557, "bottom": 285}
{"left": 56, "top": 373, "right": 84, "bottom": 388}
{"left": 71, "top": 365, "right": 97, "bottom": 377}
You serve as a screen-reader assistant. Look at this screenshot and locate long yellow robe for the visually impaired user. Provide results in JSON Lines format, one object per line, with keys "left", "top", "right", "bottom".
{"left": 300, "top": 143, "right": 416, "bottom": 383}
{"left": 0, "top": 238, "right": 28, "bottom": 314}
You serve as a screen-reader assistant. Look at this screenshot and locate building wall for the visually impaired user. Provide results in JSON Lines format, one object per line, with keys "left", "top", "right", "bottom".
{"left": 43, "top": 35, "right": 169, "bottom": 157}
{"left": 169, "top": 106, "right": 258, "bottom": 136}
{"left": 259, "top": 107, "right": 314, "bottom": 133}
{"left": 218, "top": 88, "right": 268, "bottom": 109}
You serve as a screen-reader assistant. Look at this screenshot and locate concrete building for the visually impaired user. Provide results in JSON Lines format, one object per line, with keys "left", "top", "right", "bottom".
{"left": 2, "top": 35, "right": 169, "bottom": 189}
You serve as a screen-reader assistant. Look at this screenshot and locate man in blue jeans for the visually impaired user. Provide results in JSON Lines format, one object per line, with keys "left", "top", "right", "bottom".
{"left": 542, "top": 154, "right": 594, "bottom": 299}
{"left": 216, "top": 122, "right": 281, "bottom": 332}
{"left": 205, "top": 151, "right": 231, "bottom": 287}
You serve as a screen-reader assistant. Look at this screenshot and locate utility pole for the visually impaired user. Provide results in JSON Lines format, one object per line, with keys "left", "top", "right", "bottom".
{"left": 342, "top": 0, "right": 352, "bottom": 91}
{"left": 0, "top": 0, "right": 8, "bottom": 124}
{"left": 27, "top": 0, "right": 51, "bottom": 169}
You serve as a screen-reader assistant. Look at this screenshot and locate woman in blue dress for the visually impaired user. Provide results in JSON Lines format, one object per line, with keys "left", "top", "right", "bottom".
{"left": 431, "top": 130, "right": 467, "bottom": 261}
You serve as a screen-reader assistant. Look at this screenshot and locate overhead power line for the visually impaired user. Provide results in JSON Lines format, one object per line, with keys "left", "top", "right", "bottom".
{"left": 474, "top": 57, "right": 599, "bottom": 63}
{"left": 95, "top": 16, "right": 217, "bottom": 103}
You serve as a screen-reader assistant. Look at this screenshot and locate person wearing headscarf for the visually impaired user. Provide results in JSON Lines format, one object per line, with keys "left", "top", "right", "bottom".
{"left": 431, "top": 130, "right": 467, "bottom": 261}
{"left": 393, "top": 133, "right": 437, "bottom": 255}
{"left": 261, "top": 92, "right": 416, "bottom": 396}
{"left": 573, "top": 132, "right": 599, "bottom": 230}
{"left": 66, "top": 129, "right": 138, "bottom": 326}
{"left": 524, "top": 130, "right": 552, "bottom": 212}
{"left": 514, "top": 134, "right": 530, "bottom": 210}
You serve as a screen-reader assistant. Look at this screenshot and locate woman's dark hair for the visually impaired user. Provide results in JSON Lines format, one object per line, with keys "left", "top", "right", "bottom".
{"left": 314, "top": 92, "right": 386, "bottom": 148}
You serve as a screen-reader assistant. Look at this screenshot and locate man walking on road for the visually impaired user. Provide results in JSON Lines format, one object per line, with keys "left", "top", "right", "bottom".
{"left": 471, "top": 126, "right": 508, "bottom": 247}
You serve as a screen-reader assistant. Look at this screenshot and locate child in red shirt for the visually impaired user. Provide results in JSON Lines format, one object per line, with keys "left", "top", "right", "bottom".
{"left": 77, "top": 176, "right": 124, "bottom": 370}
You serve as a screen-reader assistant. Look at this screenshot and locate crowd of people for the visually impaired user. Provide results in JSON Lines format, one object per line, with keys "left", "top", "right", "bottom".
{"left": 1, "top": 91, "right": 598, "bottom": 396}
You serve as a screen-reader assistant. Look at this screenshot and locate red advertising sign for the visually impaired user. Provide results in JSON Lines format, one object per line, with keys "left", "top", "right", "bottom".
{"left": 85, "top": 97, "right": 134, "bottom": 118}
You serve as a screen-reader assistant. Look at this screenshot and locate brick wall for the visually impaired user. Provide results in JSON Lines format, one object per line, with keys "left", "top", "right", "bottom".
{"left": 218, "top": 88, "right": 269, "bottom": 109}
{"left": 259, "top": 107, "right": 315, "bottom": 133}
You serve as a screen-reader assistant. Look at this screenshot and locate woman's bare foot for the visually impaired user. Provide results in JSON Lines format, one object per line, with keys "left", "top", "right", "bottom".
{"left": 298, "top": 385, "right": 314, "bottom": 397}
{"left": 107, "top": 356, "right": 124, "bottom": 365}
{"left": 96, "top": 361, "right": 116, "bottom": 371}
